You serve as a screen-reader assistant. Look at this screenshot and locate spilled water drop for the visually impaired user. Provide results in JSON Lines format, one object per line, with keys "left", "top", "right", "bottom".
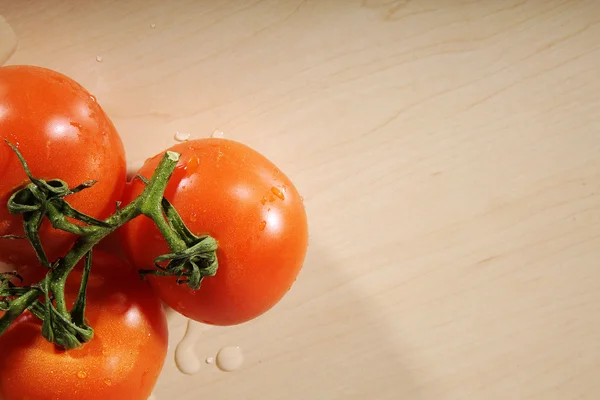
{"left": 174, "top": 319, "right": 204, "bottom": 375}
{"left": 174, "top": 131, "right": 190, "bottom": 142}
{"left": 216, "top": 346, "right": 244, "bottom": 372}
{"left": 211, "top": 130, "right": 225, "bottom": 139}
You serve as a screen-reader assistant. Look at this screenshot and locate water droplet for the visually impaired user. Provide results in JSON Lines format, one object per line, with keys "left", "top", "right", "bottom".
{"left": 96, "top": 55, "right": 103, "bottom": 63}
{"left": 90, "top": 95, "right": 97, "bottom": 103}
{"left": 205, "top": 357, "right": 214, "bottom": 364}
{"left": 174, "top": 131, "right": 190, "bottom": 142}
{"left": 103, "top": 378, "right": 112, "bottom": 386}
{"left": 216, "top": 346, "right": 244, "bottom": 372}
{"left": 70, "top": 121, "right": 83, "bottom": 132}
{"left": 186, "top": 156, "right": 200, "bottom": 175}
{"left": 190, "top": 212, "right": 197, "bottom": 222}
{"left": 77, "top": 371, "right": 87, "bottom": 379}
{"left": 259, "top": 221, "right": 267, "bottom": 231}
{"left": 271, "top": 187, "right": 285, "bottom": 200}
{"left": 150, "top": 23, "right": 156, "bottom": 29}
{"left": 211, "top": 130, "right": 225, "bottom": 139}
{"left": 260, "top": 196, "right": 267, "bottom": 205}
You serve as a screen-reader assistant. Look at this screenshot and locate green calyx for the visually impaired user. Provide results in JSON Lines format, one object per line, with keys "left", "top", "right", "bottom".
{"left": 0, "top": 141, "right": 219, "bottom": 350}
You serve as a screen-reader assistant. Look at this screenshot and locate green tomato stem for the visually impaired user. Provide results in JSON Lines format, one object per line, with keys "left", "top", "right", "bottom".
{"left": 50, "top": 151, "right": 181, "bottom": 317}
{"left": 0, "top": 150, "right": 183, "bottom": 341}
{"left": 0, "top": 288, "right": 41, "bottom": 335}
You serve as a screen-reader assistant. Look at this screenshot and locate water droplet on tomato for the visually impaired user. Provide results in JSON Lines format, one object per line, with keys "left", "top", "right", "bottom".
{"left": 260, "top": 196, "right": 267, "bottom": 205}
{"left": 190, "top": 212, "right": 197, "bottom": 222}
{"left": 186, "top": 156, "right": 200, "bottom": 175}
{"left": 77, "top": 371, "right": 87, "bottom": 379}
{"left": 103, "top": 378, "right": 112, "bottom": 386}
{"left": 271, "top": 187, "right": 285, "bottom": 200}
{"left": 168, "top": 161, "right": 189, "bottom": 194}
{"left": 70, "top": 121, "right": 83, "bottom": 132}
{"left": 259, "top": 220, "right": 267, "bottom": 231}
{"left": 90, "top": 95, "right": 97, "bottom": 103}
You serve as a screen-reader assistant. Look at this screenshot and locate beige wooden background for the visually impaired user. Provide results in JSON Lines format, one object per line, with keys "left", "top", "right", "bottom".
{"left": 2, "top": 1, "right": 600, "bottom": 399}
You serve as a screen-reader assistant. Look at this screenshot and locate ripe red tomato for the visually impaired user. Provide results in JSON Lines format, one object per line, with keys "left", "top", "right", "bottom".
{"left": 0, "top": 251, "right": 168, "bottom": 400}
{"left": 120, "top": 139, "right": 308, "bottom": 325}
{"left": 0, "top": 65, "right": 126, "bottom": 265}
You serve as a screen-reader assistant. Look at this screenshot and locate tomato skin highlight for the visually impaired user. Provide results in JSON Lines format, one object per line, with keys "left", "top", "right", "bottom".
{"left": 120, "top": 139, "right": 309, "bottom": 325}
{"left": 0, "top": 252, "right": 168, "bottom": 400}
{"left": 0, "top": 65, "right": 126, "bottom": 265}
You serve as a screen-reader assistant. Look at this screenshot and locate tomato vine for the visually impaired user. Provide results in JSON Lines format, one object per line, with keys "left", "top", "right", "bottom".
{"left": 0, "top": 142, "right": 218, "bottom": 349}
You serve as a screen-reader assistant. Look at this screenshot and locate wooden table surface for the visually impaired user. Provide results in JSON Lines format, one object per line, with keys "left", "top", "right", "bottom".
{"left": 2, "top": 1, "right": 600, "bottom": 399}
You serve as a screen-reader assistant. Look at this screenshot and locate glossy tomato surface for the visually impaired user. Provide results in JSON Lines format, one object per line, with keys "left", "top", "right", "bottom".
{"left": 121, "top": 138, "right": 308, "bottom": 325}
{"left": 0, "top": 65, "right": 126, "bottom": 265}
{"left": 0, "top": 252, "right": 168, "bottom": 400}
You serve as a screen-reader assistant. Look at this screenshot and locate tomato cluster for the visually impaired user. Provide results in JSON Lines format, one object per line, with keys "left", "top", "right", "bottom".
{"left": 0, "top": 66, "right": 308, "bottom": 399}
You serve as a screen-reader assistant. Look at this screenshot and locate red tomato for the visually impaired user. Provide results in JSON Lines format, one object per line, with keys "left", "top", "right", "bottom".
{"left": 120, "top": 139, "right": 308, "bottom": 325}
{"left": 0, "top": 252, "right": 168, "bottom": 400}
{"left": 0, "top": 65, "right": 126, "bottom": 265}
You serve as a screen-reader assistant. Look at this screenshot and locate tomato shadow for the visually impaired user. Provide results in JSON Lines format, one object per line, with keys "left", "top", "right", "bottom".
{"left": 153, "top": 237, "right": 425, "bottom": 400}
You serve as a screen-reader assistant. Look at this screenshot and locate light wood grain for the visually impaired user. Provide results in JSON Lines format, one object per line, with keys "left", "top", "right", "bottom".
{"left": 2, "top": 0, "right": 600, "bottom": 399}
